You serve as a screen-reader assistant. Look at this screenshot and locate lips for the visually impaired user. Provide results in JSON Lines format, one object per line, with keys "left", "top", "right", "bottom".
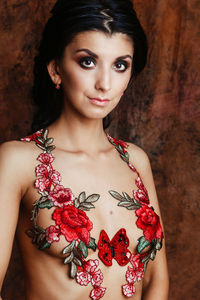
{"left": 88, "top": 97, "right": 110, "bottom": 106}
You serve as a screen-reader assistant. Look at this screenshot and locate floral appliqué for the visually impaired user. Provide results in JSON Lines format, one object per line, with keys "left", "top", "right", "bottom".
{"left": 107, "top": 134, "right": 163, "bottom": 297}
{"left": 21, "top": 129, "right": 164, "bottom": 299}
{"left": 21, "top": 129, "right": 106, "bottom": 299}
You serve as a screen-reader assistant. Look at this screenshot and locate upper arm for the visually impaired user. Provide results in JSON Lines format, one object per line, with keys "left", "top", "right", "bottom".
{"left": 128, "top": 143, "right": 169, "bottom": 298}
{"left": 0, "top": 141, "right": 28, "bottom": 290}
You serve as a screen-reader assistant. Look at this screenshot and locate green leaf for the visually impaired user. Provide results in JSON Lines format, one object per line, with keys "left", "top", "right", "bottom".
{"left": 42, "top": 129, "right": 49, "bottom": 140}
{"left": 133, "top": 198, "right": 141, "bottom": 207}
{"left": 73, "top": 247, "right": 82, "bottom": 259}
{"left": 78, "top": 241, "right": 88, "bottom": 258}
{"left": 126, "top": 205, "right": 138, "bottom": 210}
{"left": 36, "top": 137, "right": 44, "bottom": 144}
{"left": 122, "top": 192, "right": 132, "bottom": 202}
{"left": 120, "top": 154, "right": 129, "bottom": 163}
{"left": 155, "top": 240, "right": 162, "bottom": 250}
{"left": 26, "top": 229, "right": 34, "bottom": 238}
{"left": 38, "top": 200, "right": 54, "bottom": 209}
{"left": 80, "top": 202, "right": 95, "bottom": 209}
{"left": 85, "top": 194, "right": 100, "bottom": 203}
{"left": 36, "top": 143, "right": 46, "bottom": 151}
{"left": 150, "top": 250, "right": 156, "bottom": 261}
{"left": 87, "top": 237, "right": 97, "bottom": 251}
{"left": 78, "top": 192, "right": 86, "bottom": 203}
{"left": 118, "top": 201, "right": 133, "bottom": 207}
{"left": 36, "top": 233, "right": 44, "bottom": 244}
{"left": 141, "top": 255, "right": 149, "bottom": 264}
{"left": 39, "top": 190, "right": 49, "bottom": 197}
{"left": 124, "top": 151, "right": 129, "bottom": 159}
{"left": 70, "top": 261, "right": 77, "bottom": 279}
{"left": 109, "top": 190, "right": 124, "bottom": 201}
{"left": 64, "top": 252, "right": 74, "bottom": 264}
{"left": 74, "top": 198, "right": 80, "bottom": 208}
{"left": 137, "top": 236, "right": 151, "bottom": 254}
{"left": 117, "top": 145, "right": 124, "bottom": 154}
{"left": 79, "top": 207, "right": 90, "bottom": 211}
{"left": 39, "top": 241, "right": 51, "bottom": 251}
{"left": 47, "top": 145, "right": 56, "bottom": 152}
{"left": 45, "top": 138, "right": 54, "bottom": 147}
{"left": 73, "top": 257, "right": 82, "bottom": 267}
{"left": 62, "top": 241, "right": 76, "bottom": 255}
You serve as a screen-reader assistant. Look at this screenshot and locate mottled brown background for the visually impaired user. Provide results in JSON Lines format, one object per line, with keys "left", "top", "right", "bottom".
{"left": 0, "top": 0, "right": 199, "bottom": 299}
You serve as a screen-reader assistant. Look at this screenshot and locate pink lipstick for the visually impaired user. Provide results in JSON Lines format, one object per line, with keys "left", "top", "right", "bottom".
{"left": 88, "top": 97, "right": 110, "bottom": 106}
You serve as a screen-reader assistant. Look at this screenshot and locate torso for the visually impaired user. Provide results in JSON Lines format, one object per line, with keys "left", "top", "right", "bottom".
{"left": 16, "top": 129, "right": 163, "bottom": 300}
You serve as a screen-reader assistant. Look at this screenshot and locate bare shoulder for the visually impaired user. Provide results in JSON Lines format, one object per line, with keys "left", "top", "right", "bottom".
{"left": 0, "top": 139, "right": 38, "bottom": 166}
{"left": 127, "top": 142, "right": 151, "bottom": 176}
{"left": 0, "top": 140, "right": 39, "bottom": 194}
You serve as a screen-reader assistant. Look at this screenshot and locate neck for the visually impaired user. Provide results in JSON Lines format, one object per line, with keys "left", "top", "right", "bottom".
{"left": 48, "top": 109, "right": 109, "bottom": 152}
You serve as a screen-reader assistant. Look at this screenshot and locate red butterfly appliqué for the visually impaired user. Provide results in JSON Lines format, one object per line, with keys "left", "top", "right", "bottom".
{"left": 97, "top": 228, "right": 131, "bottom": 266}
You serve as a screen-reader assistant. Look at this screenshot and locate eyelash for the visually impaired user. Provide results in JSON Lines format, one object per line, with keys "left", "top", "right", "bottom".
{"left": 78, "top": 57, "right": 129, "bottom": 73}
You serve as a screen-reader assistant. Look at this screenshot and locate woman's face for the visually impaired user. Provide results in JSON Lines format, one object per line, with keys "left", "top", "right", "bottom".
{"left": 53, "top": 30, "right": 134, "bottom": 121}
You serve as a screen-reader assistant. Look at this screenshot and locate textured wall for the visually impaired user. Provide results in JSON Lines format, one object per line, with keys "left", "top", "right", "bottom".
{"left": 0, "top": 0, "right": 199, "bottom": 299}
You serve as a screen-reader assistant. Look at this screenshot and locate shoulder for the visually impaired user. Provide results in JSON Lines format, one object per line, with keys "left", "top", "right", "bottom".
{"left": 0, "top": 139, "right": 38, "bottom": 165}
{"left": 0, "top": 140, "right": 39, "bottom": 193}
{"left": 127, "top": 142, "right": 151, "bottom": 176}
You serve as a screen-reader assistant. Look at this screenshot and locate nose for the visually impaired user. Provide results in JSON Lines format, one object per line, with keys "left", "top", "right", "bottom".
{"left": 95, "top": 66, "right": 111, "bottom": 92}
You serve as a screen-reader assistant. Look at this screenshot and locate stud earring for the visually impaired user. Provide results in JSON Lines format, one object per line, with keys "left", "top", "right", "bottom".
{"left": 55, "top": 84, "right": 60, "bottom": 90}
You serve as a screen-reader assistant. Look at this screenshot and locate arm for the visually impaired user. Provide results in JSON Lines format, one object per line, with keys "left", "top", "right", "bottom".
{"left": 128, "top": 144, "right": 169, "bottom": 300}
{"left": 0, "top": 142, "right": 26, "bottom": 295}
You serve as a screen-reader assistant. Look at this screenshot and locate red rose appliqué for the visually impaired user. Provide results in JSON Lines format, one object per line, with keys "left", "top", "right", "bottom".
{"left": 52, "top": 206, "right": 93, "bottom": 244}
{"left": 46, "top": 225, "right": 60, "bottom": 244}
{"left": 134, "top": 176, "right": 150, "bottom": 205}
{"left": 48, "top": 185, "right": 75, "bottom": 207}
{"left": 135, "top": 205, "right": 163, "bottom": 242}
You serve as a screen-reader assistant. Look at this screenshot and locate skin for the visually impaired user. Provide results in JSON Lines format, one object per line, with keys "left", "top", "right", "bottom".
{"left": 0, "top": 31, "right": 169, "bottom": 300}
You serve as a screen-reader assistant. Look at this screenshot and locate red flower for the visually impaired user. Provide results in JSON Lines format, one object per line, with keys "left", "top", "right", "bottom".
{"left": 48, "top": 170, "right": 61, "bottom": 185}
{"left": 133, "top": 188, "right": 149, "bottom": 205}
{"left": 76, "top": 271, "right": 91, "bottom": 286}
{"left": 52, "top": 206, "right": 93, "bottom": 244}
{"left": 20, "top": 129, "right": 43, "bottom": 142}
{"left": 35, "top": 177, "right": 51, "bottom": 192}
{"left": 135, "top": 176, "right": 147, "bottom": 191}
{"left": 126, "top": 266, "right": 144, "bottom": 284}
{"left": 122, "top": 283, "right": 136, "bottom": 297}
{"left": 35, "top": 164, "right": 61, "bottom": 192}
{"left": 130, "top": 254, "right": 140, "bottom": 269}
{"left": 35, "top": 164, "right": 50, "bottom": 177}
{"left": 91, "top": 269, "right": 103, "bottom": 286}
{"left": 37, "top": 153, "right": 55, "bottom": 165}
{"left": 85, "top": 259, "right": 99, "bottom": 273}
{"left": 45, "top": 225, "right": 60, "bottom": 244}
{"left": 126, "top": 267, "right": 137, "bottom": 284}
{"left": 135, "top": 206, "right": 163, "bottom": 242}
{"left": 90, "top": 286, "right": 106, "bottom": 300}
{"left": 48, "top": 185, "right": 75, "bottom": 207}
{"left": 128, "top": 162, "right": 136, "bottom": 172}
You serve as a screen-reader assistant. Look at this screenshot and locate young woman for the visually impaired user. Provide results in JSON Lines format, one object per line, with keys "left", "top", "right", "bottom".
{"left": 0, "top": 0, "right": 169, "bottom": 299}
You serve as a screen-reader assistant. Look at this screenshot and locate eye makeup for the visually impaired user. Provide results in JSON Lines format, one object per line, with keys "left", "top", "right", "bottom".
{"left": 78, "top": 56, "right": 96, "bottom": 69}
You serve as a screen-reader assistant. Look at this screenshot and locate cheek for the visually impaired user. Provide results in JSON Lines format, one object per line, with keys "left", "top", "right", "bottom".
{"left": 114, "top": 73, "right": 131, "bottom": 96}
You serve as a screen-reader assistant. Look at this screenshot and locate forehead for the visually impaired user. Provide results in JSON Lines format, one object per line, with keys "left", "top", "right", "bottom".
{"left": 65, "top": 30, "right": 134, "bottom": 57}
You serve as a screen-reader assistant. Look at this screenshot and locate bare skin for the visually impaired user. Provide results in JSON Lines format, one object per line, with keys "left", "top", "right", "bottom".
{"left": 0, "top": 31, "right": 169, "bottom": 300}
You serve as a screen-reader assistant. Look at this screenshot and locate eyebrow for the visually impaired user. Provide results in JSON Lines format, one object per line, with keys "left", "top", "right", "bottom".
{"left": 75, "top": 48, "right": 133, "bottom": 60}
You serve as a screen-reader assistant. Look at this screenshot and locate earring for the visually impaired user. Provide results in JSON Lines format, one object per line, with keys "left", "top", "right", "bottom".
{"left": 55, "top": 84, "right": 60, "bottom": 90}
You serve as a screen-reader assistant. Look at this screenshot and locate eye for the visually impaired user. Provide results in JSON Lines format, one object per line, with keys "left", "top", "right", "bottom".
{"left": 113, "top": 61, "right": 128, "bottom": 72}
{"left": 79, "top": 57, "right": 96, "bottom": 69}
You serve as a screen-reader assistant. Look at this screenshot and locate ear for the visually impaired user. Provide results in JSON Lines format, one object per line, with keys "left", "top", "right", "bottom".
{"left": 47, "top": 60, "right": 62, "bottom": 86}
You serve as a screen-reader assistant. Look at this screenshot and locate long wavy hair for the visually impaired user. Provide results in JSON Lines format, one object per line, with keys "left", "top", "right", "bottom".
{"left": 31, "top": 0, "right": 148, "bottom": 132}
